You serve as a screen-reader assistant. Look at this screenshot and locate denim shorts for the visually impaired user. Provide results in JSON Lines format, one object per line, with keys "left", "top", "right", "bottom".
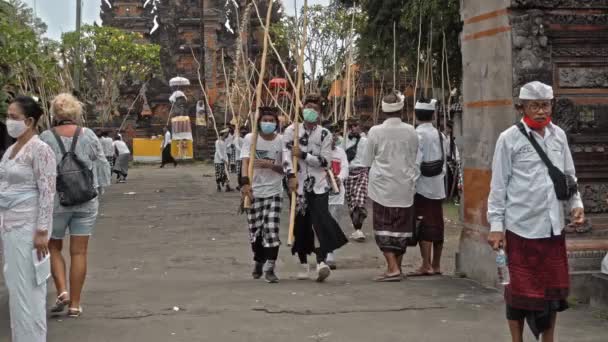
{"left": 51, "top": 210, "right": 98, "bottom": 239}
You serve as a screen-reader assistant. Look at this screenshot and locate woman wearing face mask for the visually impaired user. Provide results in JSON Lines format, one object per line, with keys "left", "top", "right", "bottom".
{"left": 240, "top": 107, "right": 284, "bottom": 283}
{"left": 0, "top": 96, "right": 57, "bottom": 341}
{"left": 39, "top": 93, "right": 111, "bottom": 318}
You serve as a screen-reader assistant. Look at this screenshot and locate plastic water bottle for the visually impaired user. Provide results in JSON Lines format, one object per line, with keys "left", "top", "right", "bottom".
{"left": 496, "top": 249, "right": 510, "bottom": 285}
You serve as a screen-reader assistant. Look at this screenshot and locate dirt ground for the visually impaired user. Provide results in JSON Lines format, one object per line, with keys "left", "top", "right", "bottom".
{"left": 1, "top": 164, "right": 606, "bottom": 341}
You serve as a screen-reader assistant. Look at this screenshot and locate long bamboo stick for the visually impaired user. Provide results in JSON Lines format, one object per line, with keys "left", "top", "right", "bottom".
{"left": 413, "top": 3, "right": 422, "bottom": 125}
{"left": 244, "top": 0, "right": 274, "bottom": 209}
{"left": 288, "top": 0, "right": 308, "bottom": 247}
{"left": 251, "top": 1, "right": 299, "bottom": 104}
{"left": 341, "top": 7, "right": 356, "bottom": 150}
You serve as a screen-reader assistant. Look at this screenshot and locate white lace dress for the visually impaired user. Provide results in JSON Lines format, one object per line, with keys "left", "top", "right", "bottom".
{"left": 0, "top": 136, "right": 56, "bottom": 342}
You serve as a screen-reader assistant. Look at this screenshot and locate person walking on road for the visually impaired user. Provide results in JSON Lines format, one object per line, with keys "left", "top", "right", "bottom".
{"left": 240, "top": 107, "right": 284, "bottom": 283}
{"left": 112, "top": 135, "right": 131, "bottom": 183}
{"left": 99, "top": 131, "right": 115, "bottom": 169}
{"left": 343, "top": 117, "right": 369, "bottom": 242}
{"left": 215, "top": 128, "right": 233, "bottom": 192}
{"left": 40, "top": 93, "right": 111, "bottom": 318}
{"left": 410, "top": 99, "right": 448, "bottom": 277}
{"left": 283, "top": 101, "right": 348, "bottom": 282}
{"left": 0, "top": 96, "right": 56, "bottom": 341}
{"left": 327, "top": 123, "right": 349, "bottom": 270}
{"left": 362, "top": 91, "right": 419, "bottom": 282}
{"left": 161, "top": 126, "right": 177, "bottom": 168}
{"left": 487, "top": 81, "right": 585, "bottom": 341}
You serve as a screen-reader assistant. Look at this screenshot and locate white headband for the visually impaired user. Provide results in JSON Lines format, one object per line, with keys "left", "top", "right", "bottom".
{"left": 519, "top": 81, "right": 553, "bottom": 100}
{"left": 382, "top": 93, "right": 405, "bottom": 113}
{"left": 415, "top": 99, "right": 437, "bottom": 111}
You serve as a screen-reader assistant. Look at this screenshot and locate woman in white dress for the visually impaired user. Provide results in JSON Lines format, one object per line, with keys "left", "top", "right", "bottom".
{"left": 0, "top": 96, "right": 57, "bottom": 342}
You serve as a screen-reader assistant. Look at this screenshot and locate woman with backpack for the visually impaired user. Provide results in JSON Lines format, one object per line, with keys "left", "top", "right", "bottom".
{"left": 0, "top": 96, "right": 56, "bottom": 341}
{"left": 40, "top": 93, "right": 111, "bottom": 318}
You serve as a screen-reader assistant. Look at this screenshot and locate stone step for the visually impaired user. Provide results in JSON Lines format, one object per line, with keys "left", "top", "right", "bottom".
{"left": 590, "top": 273, "right": 608, "bottom": 310}
{"left": 566, "top": 239, "right": 608, "bottom": 272}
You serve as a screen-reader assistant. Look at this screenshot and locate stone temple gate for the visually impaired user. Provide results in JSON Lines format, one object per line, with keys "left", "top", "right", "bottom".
{"left": 458, "top": 0, "right": 608, "bottom": 303}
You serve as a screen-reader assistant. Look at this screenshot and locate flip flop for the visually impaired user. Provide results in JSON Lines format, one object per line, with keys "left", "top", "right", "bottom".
{"left": 67, "top": 306, "right": 82, "bottom": 318}
{"left": 406, "top": 270, "right": 434, "bottom": 277}
{"left": 50, "top": 292, "right": 70, "bottom": 313}
{"left": 374, "top": 273, "right": 402, "bottom": 282}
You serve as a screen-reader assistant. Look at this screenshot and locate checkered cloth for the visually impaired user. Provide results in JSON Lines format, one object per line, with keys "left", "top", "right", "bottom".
{"left": 236, "top": 160, "right": 242, "bottom": 179}
{"left": 343, "top": 167, "right": 369, "bottom": 212}
{"left": 228, "top": 145, "right": 236, "bottom": 166}
{"left": 215, "top": 163, "right": 228, "bottom": 184}
{"left": 246, "top": 195, "right": 282, "bottom": 248}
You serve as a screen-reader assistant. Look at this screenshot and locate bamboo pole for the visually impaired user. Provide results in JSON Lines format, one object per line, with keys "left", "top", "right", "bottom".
{"left": 251, "top": 1, "right": 299, "bottom": 102}
{"left": 244, "top": 0, "right": 274, "bottom": 209}
{"left": 190, "top": 46, "right": 230, "bottom": 183}
{"left": 341, "top": 7, "right": 356, "bottom": 149}
{"left": 288, "top": 0, "right": 308, "bottom": 247}
{"left": 393, "top": 21, "right": 397, "bottom": 89}
{"left": 413, "top": 4, "right": 422, "bottom": 125}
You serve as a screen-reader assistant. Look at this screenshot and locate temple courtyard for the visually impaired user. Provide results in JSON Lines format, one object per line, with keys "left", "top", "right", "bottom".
{"left": 1, "top": 164, "right": 606, "bottom": 341}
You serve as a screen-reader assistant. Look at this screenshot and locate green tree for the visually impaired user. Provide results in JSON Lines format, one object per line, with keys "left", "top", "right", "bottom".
{"left": 61, "top": 25, "right": 161, "bottom": 124}
{"left": 339, "top": 0, "right": 462, "bottom": 88}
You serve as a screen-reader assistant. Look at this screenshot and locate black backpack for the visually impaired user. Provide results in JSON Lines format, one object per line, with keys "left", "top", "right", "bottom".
{"left": 345, "top": 137, "right": 361, "bottom": 162}
{"left": 52, "top": 128, "right": 98, "bottom": 206}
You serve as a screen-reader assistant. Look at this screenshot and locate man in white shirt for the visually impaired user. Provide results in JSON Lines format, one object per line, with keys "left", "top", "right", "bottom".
{"left": 410, "top": 99, "right": 448, "bottom": 277}
{"left": 326, "top": 122, "right": 349, "bottom": 270}
{"left": 112, "top": 135, "right": 131, "bottom": 183}
{"left": 362, "top": 91, "right": 419, "bottom": 282}
{"left": 343, "top": 117, "right": 369, "bottom": 242}
{"left": 283, "top": 101, "right": 348, "bottom": 282}
{"left": 487, "top": 81, "right": 585, "bottom": 341}
{"left": 98, "top": 131, "right": 115, "bottom": 166}
{"left": 240, "top": 107, "right": 284, "bottom": 283}
{"left": 160, "top": 126, "right": 177, "bottom": 168}
{"left": 214, "top": 129, "right": 232, "bottom": 192}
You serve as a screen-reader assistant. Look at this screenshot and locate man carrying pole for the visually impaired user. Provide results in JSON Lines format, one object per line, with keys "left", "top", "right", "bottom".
{"left": 283, "top": 101, "right": 348, "bottom": 282}
{"left": 240, "top": 107, "right": 284, "bottom": 283}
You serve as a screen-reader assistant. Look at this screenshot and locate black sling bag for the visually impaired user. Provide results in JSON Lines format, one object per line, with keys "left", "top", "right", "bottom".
{"left": 515, "top": 122, "right": 577, "bottom": 201}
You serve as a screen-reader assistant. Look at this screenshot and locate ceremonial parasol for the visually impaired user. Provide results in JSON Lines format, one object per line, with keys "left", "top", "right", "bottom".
{"left": 169, "top": 76, "right": 191, "bottom": 87}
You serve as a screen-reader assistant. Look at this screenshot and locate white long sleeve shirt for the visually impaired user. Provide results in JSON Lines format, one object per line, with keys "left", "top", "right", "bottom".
{"left": 283, "top": 123, "right": 333, "bottom": 195}
{"left": 415, "top": 123, "right": 448, "bottom": 200}
{"left": 214, "top": 139, "right": 228, "bottom": 164}
{"left": 162, "top": 131, "right": 172, "bottom": 148}
{"left": 362, "top": 117, "right": 419, "bottom": 208}
{"left": 487, "top": 121, "right": 584, "bottom": 239}
{"left": 344, "top": 135, "right": 368, "bottom": 169}
{"left": 329, "top": 146, "right": 349, "bottom": 206}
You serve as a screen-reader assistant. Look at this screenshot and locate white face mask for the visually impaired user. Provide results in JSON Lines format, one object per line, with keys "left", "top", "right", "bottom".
{"left": 6, "top": 119, "right": 29, "bottom": 138}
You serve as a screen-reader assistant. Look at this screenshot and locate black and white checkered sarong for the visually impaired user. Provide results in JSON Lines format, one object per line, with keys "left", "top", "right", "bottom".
{"left": 228, "top": 145, "right": 236, "bottom": 166}
{"left": 246, "top": 195, "right": 282, "bottom": 248}
{"left": 343, "top": 167, "right": 369, "bottom": 212}
{"left": 215, "top": 163, "right": 228, "bottom": 184}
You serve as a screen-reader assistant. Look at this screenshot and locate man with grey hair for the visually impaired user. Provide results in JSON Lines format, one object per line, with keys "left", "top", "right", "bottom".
{"left": 487, "top": 81, "right": 585, "bottom": 341}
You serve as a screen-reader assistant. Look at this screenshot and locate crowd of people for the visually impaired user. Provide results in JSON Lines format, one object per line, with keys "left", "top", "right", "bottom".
{"left": 0, "top": 80, "right": 587, "bottom": 342}
{"left": 223, "top": 81, "right": 585, "bottom": 342}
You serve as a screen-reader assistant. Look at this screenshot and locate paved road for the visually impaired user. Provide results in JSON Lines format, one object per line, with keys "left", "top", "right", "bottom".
{"left": 1, "top": 164, "right": 606, "bottom": 341}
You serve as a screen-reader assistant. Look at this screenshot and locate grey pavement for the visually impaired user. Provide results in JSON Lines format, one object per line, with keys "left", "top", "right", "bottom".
{"left": 1, "top": 164, "right": 606, "bottom": 341}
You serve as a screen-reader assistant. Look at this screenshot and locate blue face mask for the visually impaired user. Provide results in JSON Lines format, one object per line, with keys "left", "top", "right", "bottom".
{"left": 303, "top": 108, "right": 319, "bottom": 123}
{"left": 260, "top": 122, "right": 277, "bottom": 134}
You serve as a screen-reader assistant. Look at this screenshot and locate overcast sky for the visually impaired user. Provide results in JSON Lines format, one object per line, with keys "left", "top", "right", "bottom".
{"left": 22, "top": 0, "right": 330, "bottom": 41}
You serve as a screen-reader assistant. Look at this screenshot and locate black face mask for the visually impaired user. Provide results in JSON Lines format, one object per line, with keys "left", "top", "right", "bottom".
{"left": 349, "top": 133, "right": 360, "bottom": 140}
